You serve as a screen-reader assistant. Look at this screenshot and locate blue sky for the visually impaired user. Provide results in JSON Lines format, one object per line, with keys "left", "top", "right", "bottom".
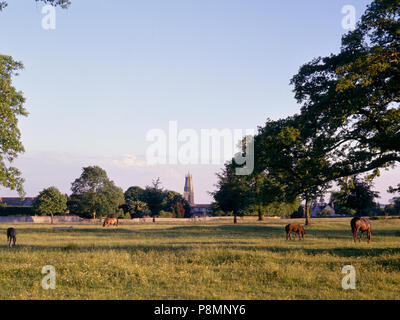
{"left": 1, "top": 0, "right": 398, "bottom": 204}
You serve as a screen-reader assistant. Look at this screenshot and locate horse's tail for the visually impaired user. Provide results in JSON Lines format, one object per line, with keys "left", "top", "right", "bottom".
{"left": 350, "top": 218, "right": 357, "bottom": 233}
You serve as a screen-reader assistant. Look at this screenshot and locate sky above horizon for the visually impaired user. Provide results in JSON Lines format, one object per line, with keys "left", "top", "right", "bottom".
{"left": 1, "top": 0, "right": 399, "bottom": 204}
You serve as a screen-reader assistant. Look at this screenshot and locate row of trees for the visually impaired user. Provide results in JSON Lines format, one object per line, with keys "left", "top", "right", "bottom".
{"left": 213, "top": 0, "right": 400, "bottom": 224}
{"left": 33, "top": 166, "right": 191, "bottom": 223}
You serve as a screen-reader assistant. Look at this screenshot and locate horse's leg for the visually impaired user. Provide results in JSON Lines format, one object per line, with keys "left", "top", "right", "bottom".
{"left": 353, "top": 227, "right": 359, "bottom": 243}
{"left": 359, "top": 230, "right": 364, "bottom": 242}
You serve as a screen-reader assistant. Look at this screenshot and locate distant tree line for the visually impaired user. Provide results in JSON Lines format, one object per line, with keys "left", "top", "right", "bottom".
{"left": 0, "top": 165, "right": 192, "bottom": 223}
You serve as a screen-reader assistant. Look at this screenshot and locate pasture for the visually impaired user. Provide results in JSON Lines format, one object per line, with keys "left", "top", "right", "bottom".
{"left": 0, "top": 218, "right": 399, "bottom": 300}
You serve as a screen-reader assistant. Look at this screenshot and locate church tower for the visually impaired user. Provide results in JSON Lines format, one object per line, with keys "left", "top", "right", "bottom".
{"left": 184, "top": 173, "right": 195, "bottom": 205}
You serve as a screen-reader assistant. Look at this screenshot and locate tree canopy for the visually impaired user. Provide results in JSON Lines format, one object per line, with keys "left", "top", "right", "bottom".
{"left": 212, "top": 162, "right": 253, "bottom": 224}
{"left": 141, "top": 178, "right": 165, "bottom": 222}
{"left": 290, "top": 0, "right": 400, "bottom": 181}
{"left": 33, "top": 186, "right": 67, "bottom": 223}
{"left": 0, "top": 55, "right": 28, "bottom": 196}
{"left": 68, "top": 166, "right": 124, "bottom": 219}
{"left": 330, "top": 176, "right": 380, "bottom": 216}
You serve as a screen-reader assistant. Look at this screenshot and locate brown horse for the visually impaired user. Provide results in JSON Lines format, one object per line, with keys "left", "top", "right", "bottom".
{"left": 351, "top": 217, "right": 372, "bottom": 243}
{"left": 103, "top": 217, "right": 119, "bottom": 227}
{"left": 285, "top": 224, "right": 306, "bottom": 240}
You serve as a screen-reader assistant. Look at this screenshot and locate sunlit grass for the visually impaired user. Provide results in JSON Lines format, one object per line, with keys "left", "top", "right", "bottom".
{"left": 0, "top": 218, "right": 399, "bottom": 300}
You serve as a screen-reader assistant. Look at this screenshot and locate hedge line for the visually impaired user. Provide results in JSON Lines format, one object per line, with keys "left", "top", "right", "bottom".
{"left": 0, "top": 206, "right": 35, "bottom": 216}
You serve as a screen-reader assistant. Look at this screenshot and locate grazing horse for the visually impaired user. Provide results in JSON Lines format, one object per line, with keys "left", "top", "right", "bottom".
{"left": 103, "top": 217, "right": 119, "bottom": 227}
{"left": 285, "top": 224, "right": 306, "bottom": 240}
{"left": 7, "top": 228, "right": 16, "bottom": 247}
{"left": 351, "top": 217, "right": 372, "bottom": 243}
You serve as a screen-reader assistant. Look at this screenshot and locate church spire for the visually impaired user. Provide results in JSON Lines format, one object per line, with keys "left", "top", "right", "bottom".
{"left": 184, "top": 173, "right": 194, "bottom": 205}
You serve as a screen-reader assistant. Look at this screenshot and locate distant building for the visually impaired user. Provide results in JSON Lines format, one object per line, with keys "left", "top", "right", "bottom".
{"left": 183, "top": 174, "right": 212, "bottom": 217}
{"left": 310, "top": 200, "right": 336, "bottom": 217}
{"left": 0, "top": 197, "right": 36, "bottom": 207}
{"left": 190, "top": 204, "right": 212, "bottom": 217}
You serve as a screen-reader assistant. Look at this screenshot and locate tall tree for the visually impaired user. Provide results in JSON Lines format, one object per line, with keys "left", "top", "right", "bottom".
{"left": 0, "top": 56, "right": 28, "bottom": 196}
{"left": 141, "top": 178, "right": 164, "bottom": 223}
{"left": 69, "top": 166, "right": 124, "bottom": 219}
{"left": 212, "top": 162, "right": 252, "bottom": 224}
{"left": 33, "top": 186, "right": 67, "bottom": 224}
{"left": 254, "top": 117, "right": 332, "bottom": 225}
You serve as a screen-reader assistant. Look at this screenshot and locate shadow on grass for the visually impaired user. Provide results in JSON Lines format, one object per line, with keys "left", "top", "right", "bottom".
{"left": 0, "top": 224, "right": 287, "bottom": 239}
{"left": 1, "top": 223, "right": 399, "bottom": 240}
{"left": 4, "top": 241, "right": 400, "bottom": 260}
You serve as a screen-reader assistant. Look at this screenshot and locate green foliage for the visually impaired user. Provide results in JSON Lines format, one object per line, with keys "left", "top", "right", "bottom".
{"left": 161, "top": 190, "right": 190, "bottom": 217}
{"left": 388, "top": 183, "right": 400, "bottom": 194}
{"left": 0, "top": 55, "right": 28, "bottom": 196}
{"left": 318, "top": 209, "right": 332, "bottom": 217}
{"left": 123, "top": 184, "right": 190, "bottom": 218}
{"left": 68, "top": 166, "right": 124, "bottom": 219}
{"left": 141, "top": 178, "right": 165, "bottom": 220}
{"left": 254, "top": 117, "right": 332, "bottom": 224}
{"left": 330, "top": 176, "right": 380, "bottom": 216}
{"left": 126, "top": 199, "right": 148, "bottom": 218}
{"left": 290, "top": 206, "right": 304, "bottom": 219}
{"left": 124, "top": 186, "right": 144, "bottom": 203}
{"left": 0, "top": 0, "right": 71, "bottom": 11}
{"left": 33, "top": 187, "right": 67, "bottom": 218}
{"left": 245, "top": 198, "right": 300, "bottom": 217}
{"left": 290, "top": 0, "right": 400, "bottom": 180}
{"left": 210, "top": 202, "right": 227, "bottom": 216}
{"left": 212, "top": 163, "right": 252, "bottom": 222}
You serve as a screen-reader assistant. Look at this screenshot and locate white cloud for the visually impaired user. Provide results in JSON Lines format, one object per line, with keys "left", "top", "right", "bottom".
{"left": 111, "top": 154, "right": 148, "bottom": 169}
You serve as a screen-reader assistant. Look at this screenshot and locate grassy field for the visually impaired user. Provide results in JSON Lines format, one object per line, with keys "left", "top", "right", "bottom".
{"left": 0, "top": 218, "right": 399, "bottom": 300}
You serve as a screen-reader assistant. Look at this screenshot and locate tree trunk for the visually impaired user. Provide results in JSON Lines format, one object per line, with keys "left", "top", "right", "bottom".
{"left": 234, "top": 213, "right": 237, "bottom": 224}
{"left": 153, "top": 216, "right": 156, "bottom": 223}
{"left": 50, "top": 213, "right": 54, "bottom": 224}
{"left": 258, "top": 205, "right": 264, "bottom": 221}
{"left": 305, "top": 199, "right": 311, "bottom": 225}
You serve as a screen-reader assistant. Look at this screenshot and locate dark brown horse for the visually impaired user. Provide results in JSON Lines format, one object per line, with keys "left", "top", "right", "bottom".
{"left": 7, "top": 228, "right": 16, "bottom": 247}
{"left": 351, "top": 217, "right": 372, "bottom": 243}
{"left": 285, "top": 224, "right": 306, "bottom": 240}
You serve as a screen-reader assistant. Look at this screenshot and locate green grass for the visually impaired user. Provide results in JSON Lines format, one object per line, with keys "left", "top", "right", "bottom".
{"left": 0, "top": 218, "right": 399, "bottom": 300}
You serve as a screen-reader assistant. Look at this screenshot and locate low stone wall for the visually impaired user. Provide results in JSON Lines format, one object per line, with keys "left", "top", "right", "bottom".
{"left": 0, "top": 215, "right": 291, "bottom": 224}
{"left": 85, "top": 216, "right": 273, "bottom": 224}
{"left": 0, "top": 216, "right": 82, "bottom": 223}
